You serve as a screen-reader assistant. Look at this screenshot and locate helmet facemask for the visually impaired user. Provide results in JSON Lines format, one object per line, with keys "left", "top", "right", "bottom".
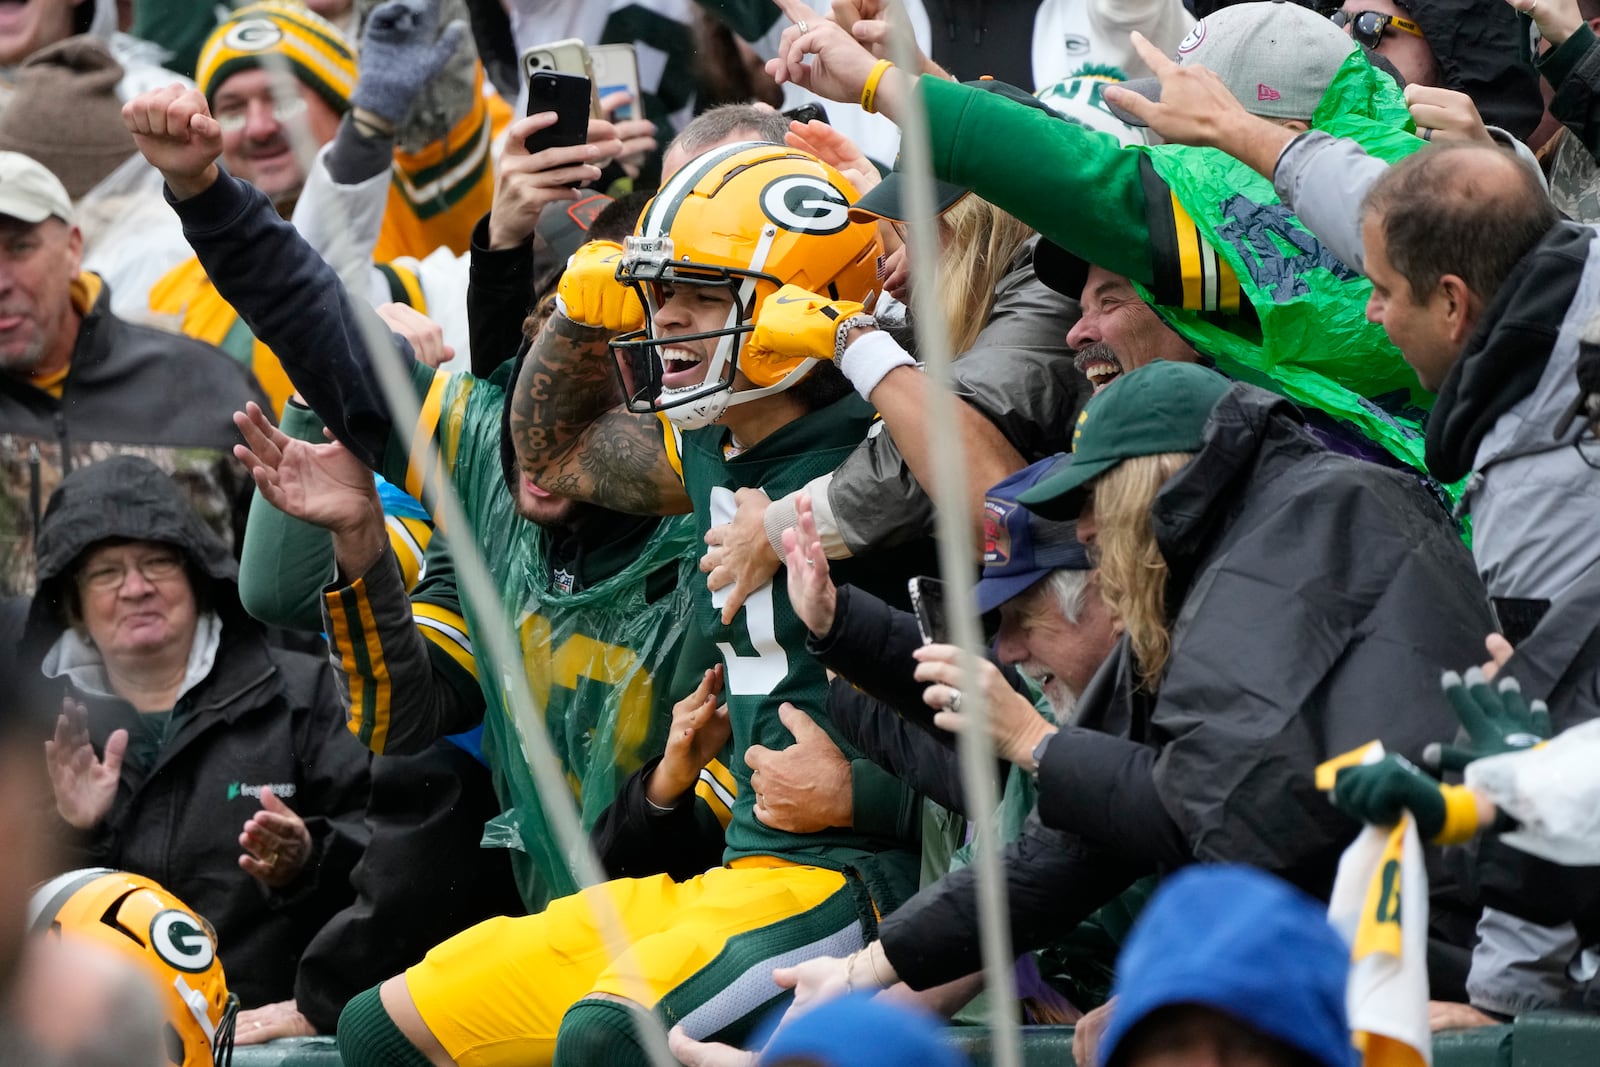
{"left": 607, "top": 142, "right": 881, "bottom": 429}
{"left": 611, "top": 233, "right": 824, "bottom": 431}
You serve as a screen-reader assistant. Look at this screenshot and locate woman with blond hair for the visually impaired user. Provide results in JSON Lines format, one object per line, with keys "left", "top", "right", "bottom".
{"left": 761, "top": 360, "right": 1498, "bottom": 1017}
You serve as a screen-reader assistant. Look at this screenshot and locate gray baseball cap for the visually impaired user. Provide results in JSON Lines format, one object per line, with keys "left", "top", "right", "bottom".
{"left": 1105, "top": 0, "right": 1358, "bottom": 127}
{"left": 0, "top": 151, "right": 73, "bottom": 224}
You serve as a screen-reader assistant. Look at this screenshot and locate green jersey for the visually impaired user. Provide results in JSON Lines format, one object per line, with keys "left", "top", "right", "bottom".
{"left": 384, "top": 360, "right": 705, "bottom": 910}
{"left": 666, "top": 394, "right": 922, "bottom": 889}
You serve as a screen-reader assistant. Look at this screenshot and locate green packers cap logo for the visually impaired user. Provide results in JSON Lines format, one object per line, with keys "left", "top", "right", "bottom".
{"left": 759, "top": 176, "right": 851, "bottom": 235}
{"left": 222, "top": 18, "right": 284, "bottom": 52}
{"left": 149, "top": 909, "right": 216, "bottom": 973}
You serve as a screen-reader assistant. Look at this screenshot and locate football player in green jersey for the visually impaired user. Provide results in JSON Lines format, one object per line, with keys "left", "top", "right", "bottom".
{"left": 329, "top": 141, "right": 931, "bottom": 1067}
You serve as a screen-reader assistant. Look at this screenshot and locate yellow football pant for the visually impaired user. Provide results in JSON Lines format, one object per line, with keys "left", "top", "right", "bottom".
{"left": 406, "top": 860, "right": 866, "bottom": 1067}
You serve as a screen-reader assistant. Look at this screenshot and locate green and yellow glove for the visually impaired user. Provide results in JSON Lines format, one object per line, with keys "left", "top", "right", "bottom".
{"left": 1332, "top": 755, "right": 1483, "bottom": 845}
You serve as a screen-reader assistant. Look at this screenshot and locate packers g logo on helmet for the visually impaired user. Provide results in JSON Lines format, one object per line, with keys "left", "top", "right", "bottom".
{"left": 30, "top": 869, "right": 239, "bottom": 1067}
{"left": 758, "top": 176, "right": 852, "bottom": 235}
{"left": 611, "top": 142, "right": 883, "bottom": 430}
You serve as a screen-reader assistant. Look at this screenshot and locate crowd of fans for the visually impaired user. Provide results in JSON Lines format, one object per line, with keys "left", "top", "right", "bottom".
{"left": 2, "top": 0, "right": 1600, "bottom": 1064}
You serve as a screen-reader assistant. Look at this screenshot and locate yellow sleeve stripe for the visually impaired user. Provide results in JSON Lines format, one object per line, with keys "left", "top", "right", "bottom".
{"left": 413, "top": 602, "right": 478, "bottom": 680}
{"left": 657, "top": 412, "right": 685, "bottom": 484}
{"left": 384, "top": 516, "right": 430, "bottom": 590}
{"left": 405, "top": 371, "right": 450, "bottom": 504}
{"left": 389, "top": 261, "right": 427, "bottom": 312}
{"left": 1170, "top": 192, "right": 1242, "bottom": 315}
{"left": 324, "top": 579, "right": 390, "bottom": 753}
{"left": 694, "top": 760, "right": 737, "bottom": 829}
{"left": 356, "top": 581, "right": 389, "bottom": 754}
{"left": 325, "top": 590, "right": 364, "bottom": 741}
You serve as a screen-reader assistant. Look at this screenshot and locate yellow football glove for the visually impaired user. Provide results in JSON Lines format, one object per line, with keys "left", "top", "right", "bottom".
{"left": 556, "top": 241, "right": 645, "bottom": 333}
{"left": 749, "top": 284, "right": 873, "bottom": 367}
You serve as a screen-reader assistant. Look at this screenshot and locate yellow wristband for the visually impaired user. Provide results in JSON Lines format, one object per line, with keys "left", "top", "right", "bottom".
{"left": 860, "top": 59, "right": 894, "bottom": 114}
{"left": 1432, "top": 783, "right": 1483, "bottom": 846}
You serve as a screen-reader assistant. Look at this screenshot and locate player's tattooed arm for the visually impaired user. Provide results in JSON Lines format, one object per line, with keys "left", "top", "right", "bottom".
{"left": 510, "top": 315, "right": 691, "bottom": 515}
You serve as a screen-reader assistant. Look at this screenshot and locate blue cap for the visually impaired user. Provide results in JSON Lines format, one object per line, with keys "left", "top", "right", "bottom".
{"left": 977, "top": 457, "right": 1091, "bottom": 615}
{"left": 757, "top": 993, "right": 967, "bottom": 1067}
{"left": 1099, "top": 866, "right": 1355, "bottom": 1067}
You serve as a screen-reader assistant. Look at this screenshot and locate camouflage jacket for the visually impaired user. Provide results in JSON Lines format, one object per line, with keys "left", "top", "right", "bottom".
{"left": 0, "top": 273, "right": 264, "bottom": 595}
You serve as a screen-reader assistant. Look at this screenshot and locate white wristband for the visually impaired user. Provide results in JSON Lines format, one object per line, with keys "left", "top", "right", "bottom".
{"left": 837, "top": 328, "right": 915, "bottom": 400}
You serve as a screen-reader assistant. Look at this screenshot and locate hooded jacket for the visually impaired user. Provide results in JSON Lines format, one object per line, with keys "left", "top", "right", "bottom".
{"left": 1427, "top": 221, "right": 1600, "bottom": 610}
{"left": 876, "top": 385, "right": 1493, "bottom": 988}
{"left": 22, "top": 455, "right": 371, "bottom": 1009}
{"left": 1401, "top": 0, "right": 1543, "bottom": 141}
{"left": 0, "top": 273, "right": 265, "bottom": 597}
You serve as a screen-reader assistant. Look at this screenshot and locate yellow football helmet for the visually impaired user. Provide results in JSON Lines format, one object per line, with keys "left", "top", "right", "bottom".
{"left": 29, "top": 869, "right": 238, "bottom": 1067}
{"left": 612, "top": 141, "right": 883, "bottom": 429}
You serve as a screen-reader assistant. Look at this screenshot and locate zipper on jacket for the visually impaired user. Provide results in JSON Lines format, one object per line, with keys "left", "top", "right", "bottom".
{"left": 54, "top": 409, "right": 70, "bottom": 474}
{"left": 28, "top": 442, "right": 40, "bottom": 542}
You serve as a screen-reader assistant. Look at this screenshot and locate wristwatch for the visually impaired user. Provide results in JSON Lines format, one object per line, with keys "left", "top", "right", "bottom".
{"left": 1029, "top": 731, "right": 1057, "bottom": 781}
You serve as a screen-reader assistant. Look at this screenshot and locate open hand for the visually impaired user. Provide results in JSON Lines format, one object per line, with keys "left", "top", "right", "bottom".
{"left": 1426, "top": 665, "right": 1552, "bottom": 772}
{"left": 44, "top": 698, "right": 123, "bottom": 830}
{"left": 234, "top": 402, "right": 382, "bottom": 535}
{"left": 646, "top": 664, "right": 730, "bottom": 807}
{"left": 781, "top": 491, "right": 838, "bottom": 636}
{"left": 785, "top": 119, "right": 880, "bottom": 194}
{"left": 703, "top": 488, "right": 781, "bottom": 625}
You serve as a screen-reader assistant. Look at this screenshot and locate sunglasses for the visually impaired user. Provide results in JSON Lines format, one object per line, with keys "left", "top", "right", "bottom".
{"left": 1330, "top": 9, "right": 1426, "bottom": 50}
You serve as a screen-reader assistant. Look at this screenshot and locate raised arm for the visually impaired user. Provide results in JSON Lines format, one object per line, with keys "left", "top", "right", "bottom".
{"left": 125, "top": 85, "right": 405, "bottom": 469}
{"left": 508, "top": 242, "right": 690, "bottom": 515}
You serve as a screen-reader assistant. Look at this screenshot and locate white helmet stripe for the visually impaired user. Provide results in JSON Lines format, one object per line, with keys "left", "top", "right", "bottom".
{"left": 27, "top": 867, "right": 117, "bottom": 932}
{"left": 641, "top": 140, "right": 769, "bottom": 239}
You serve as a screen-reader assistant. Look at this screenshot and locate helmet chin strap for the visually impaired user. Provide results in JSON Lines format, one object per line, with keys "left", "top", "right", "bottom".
{"left": 662, "top": 383, "right": 732, "bottom": 429}
{"left": 660, "top": 313, "right": 743, "bottom": 430}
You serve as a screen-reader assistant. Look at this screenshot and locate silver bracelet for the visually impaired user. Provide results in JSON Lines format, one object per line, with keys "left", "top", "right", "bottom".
{"left": 833, "top": 314, "right": 878, "bottom": 364}
{"left": 843, "top": 949, "right": 861, "bottom": 993}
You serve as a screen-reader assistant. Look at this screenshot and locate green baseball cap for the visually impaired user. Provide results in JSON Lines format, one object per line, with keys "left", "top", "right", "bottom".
{"left": 1018, "top": 361, "right": 1231, "bottom": 519}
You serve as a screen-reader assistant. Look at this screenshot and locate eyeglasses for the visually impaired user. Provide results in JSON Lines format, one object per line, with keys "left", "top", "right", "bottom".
{"left": 78, "top": 551, "right": 185, "bottom": 592}
{"left": 213, "top": 94, "right": 308, "bottom": 133}
{"left": 1330, "top": 9, "right": 1426, "bottom": 50}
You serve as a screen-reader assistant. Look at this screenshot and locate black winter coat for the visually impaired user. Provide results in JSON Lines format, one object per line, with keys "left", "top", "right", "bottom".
{"left": 23, "top": 455, "right": 371, "bottom": 1009}
{"left": 877, "top": 385, "right": 1495, "bottom": 988}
